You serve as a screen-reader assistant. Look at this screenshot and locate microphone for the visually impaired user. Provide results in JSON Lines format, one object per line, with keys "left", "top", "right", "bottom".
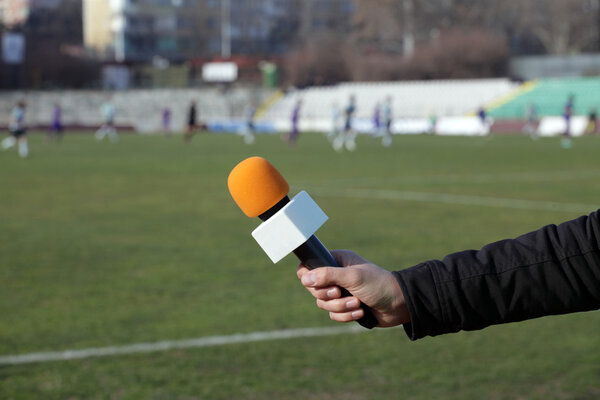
{"left": 228, "top": 156, "right": 378, "bottom": 329}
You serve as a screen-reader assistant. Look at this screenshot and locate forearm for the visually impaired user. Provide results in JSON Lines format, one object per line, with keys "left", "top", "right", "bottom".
{"left": 395, "top": 210, "right": 600, "bottom": 340}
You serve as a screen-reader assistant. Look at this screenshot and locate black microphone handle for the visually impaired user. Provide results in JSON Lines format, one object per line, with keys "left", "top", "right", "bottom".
{"left": 293, "top": 235, "right": 378, "bottom": 329}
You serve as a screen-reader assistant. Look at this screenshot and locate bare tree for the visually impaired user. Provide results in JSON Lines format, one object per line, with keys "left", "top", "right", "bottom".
{"left": 351, "top": 0, "right": 404, "bottom": 53}
{"left": 353, "top": 0, "right": 600, "bottom": 55}
{"left": 285, "top": 32, "right": 351, "bottom": 87}
{"left": 502, "top": 0, "right": 600, "bottom": 54}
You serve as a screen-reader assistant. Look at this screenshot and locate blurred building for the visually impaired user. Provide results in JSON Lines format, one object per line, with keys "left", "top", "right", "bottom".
{"left": 0, "top": 0, "right": 62, "bottom": 26}
{"left": 82, "top": 0, "right": 355, "bottom": 63}
{"left": 0, "top": 0, "right": 30, "bottom": 26}
{"left": 83, "top": 0, "right": 204, "bottom": 62}
{"left": 229, "top": 0, "right": 355, "bottom": 55}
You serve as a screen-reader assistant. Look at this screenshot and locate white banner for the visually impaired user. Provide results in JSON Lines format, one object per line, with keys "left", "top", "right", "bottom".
{"left": 202, "top": 62, "right": 238, "bottom": 82}
{"left": 537, "top": 116, "right": 587, "bottom": 137}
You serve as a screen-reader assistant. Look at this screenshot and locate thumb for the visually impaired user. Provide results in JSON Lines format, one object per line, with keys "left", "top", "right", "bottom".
{"left": 301, "top": 266, "right": 363, "bottom": 291}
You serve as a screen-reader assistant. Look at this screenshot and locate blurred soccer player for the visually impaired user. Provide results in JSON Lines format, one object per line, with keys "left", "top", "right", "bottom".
{"left": 428, "top": 112, "right": 438, "bottom": 135}
{"left": 586, "top": 108, "right": 597, "bottom": 135}
{"left": 2, "top": 101, "right": 29, "bottom": 158}
{"left": 477, "top": 106, "right": 491, "bottom": 135}
{"left": 287, "top": 99, "right": 302, "bottom": 147}
{"left": 95, "top": 100, "right": 118, "bottom": 142}
{"left": 328, "top": 102, "right": 341, "bottom": 142}
{"left": 162, "top": 107, "right": 172, "bottom": 136}
{"left": 47, "top": 102, "right": 64, "bottom": 143}
{"left": 372, "top": 102, "right": 381, "bottom": 138}
{"left": 184, "top": 101, "right": 197, "bottom": 143}
{"left": 242, "top": 103, "right": 256, "bottom": 145}
{"left": 562, "top": 95, "right": 574, "bottom": 148}
{"left": 334, "top": 95, "right": 357, "bottom": 152}
{"left": 381, "top": 96, "right": 393, "bottom": 147}
{"left": 523, "top": 102, "right": 538, "bottom": 139}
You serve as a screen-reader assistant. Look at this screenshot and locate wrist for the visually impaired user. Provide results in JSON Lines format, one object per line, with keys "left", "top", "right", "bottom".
{"left": 390, "top": 272, "right": 411, "bottom": 325}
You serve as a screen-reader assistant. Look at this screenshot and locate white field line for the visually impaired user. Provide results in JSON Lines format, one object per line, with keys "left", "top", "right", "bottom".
{"left": 0, "top": 325, "right": 365, "bottom": 366}
{"left": 296, "top": 170, "right": 600, "bottom": 187}
{"left": 305, "top": 187, "right": 597, "bottom": 214}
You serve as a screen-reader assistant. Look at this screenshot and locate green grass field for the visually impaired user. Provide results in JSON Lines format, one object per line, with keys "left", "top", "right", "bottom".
{"left": 1, "top": 132, "right": 599, "bottom": 400}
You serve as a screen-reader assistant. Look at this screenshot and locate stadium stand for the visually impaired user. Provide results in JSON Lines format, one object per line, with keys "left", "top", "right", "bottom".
{"left": 0, "top": 88, "right": 275, "bottom": 133}
{"left": 2, "top": 77, "right": 596, "bottom": 136}
{"left": 260, "top": 79, "right": 519, "bottom": 128}
{"left": 488, "top": 77, "right": 600, "bottom": 119}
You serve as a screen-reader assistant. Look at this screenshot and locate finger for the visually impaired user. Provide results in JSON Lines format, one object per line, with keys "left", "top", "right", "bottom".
{"left": 331, "top": 249, "right": 369, "bottom": 268}
{"left": 301, "top": 267, "right": 363, "bottom": 291}
{"left": 298, "top": 265, "right": 342, "bottom": 299}
{"left": 303, "top": 286, "right": 342, "bottom": 300}
{"left": 329, "top": 309, "right": 365, "bottom": 323}
{"left": 316, "top": 297, "right": 361, "bottom": 313}
{"left": 296, "top": 264, "right": 310, "bottom": 279}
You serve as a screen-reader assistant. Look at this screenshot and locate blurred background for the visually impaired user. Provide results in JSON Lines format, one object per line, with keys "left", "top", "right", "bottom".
{"left": 2, "top": 0, "right": 600, "bottom": 87}
{"left": 0, "top": 0, "right": 599, "bottom": 134}
{"left": 1, "top": 1, "right": 599, "bottom": 399}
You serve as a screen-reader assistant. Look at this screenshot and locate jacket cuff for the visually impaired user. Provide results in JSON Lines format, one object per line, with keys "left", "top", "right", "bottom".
{"left": 393, "top": 262, "right": 457, "bottom": 340}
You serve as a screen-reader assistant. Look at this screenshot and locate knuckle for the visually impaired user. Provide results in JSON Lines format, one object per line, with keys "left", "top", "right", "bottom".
{"left": 330, "top": 300, "right": 345, "bottom": 313}
{"left": 347, "top": 269, "right": 364, "bottom": 285}
{"left": 326, "top": 286, "right": 340, "bottom": 299}
{"left": 317, "top": 268, "right": 331, "bottom": 284}
{"left": 317, "top": 288, "right": 333, "bottom": 300}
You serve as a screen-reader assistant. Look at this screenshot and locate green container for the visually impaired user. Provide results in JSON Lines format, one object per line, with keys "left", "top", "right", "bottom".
{"left": 261, "top": 62, "right": 278, "bottom": 88}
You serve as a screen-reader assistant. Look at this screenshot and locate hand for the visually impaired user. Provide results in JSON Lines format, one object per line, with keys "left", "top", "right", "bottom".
{"left": 297, "top": 250, "right": 410, "bottom": 327}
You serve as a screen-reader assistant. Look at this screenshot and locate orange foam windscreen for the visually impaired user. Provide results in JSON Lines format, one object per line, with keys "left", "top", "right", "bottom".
{"left": 228, "top": 156, "right": 290, "bottom": 218}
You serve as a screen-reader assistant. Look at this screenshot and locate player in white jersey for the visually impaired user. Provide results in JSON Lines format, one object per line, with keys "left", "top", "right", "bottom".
{"left": 241, "top": 104, "right": 256, "bottom": 145}
{"left": 327, "top": 102, "right": 341, "bottom": 142}
{"left": 2, "top": 102, "right": 29, "bottom": 158}
{"left": 333, "top": 95, "right": 357, "bottom": 152}
{"left": 95, "top": 101, "right": 119, "bottom": 142}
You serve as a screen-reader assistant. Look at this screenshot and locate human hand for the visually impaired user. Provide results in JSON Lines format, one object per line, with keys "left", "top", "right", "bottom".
{"left": 297, "top": 250, "right": 410, "bottom": 327}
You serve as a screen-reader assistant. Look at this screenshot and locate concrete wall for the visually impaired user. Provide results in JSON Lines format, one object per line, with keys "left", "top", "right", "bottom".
{"left": 0, "top": 87, "right": 275, "bottom": 133}
{"left": 511, "top": 54, "right": 600, "bottom": 80}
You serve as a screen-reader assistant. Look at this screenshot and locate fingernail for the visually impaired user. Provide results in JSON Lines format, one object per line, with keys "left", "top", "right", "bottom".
{"left": 351, "top": 310, "right": 363, "bottom": 319}
{"left": 301, "top": 272, "right": 316, "bottom": 286}
{"left": 327, "top": 288, "right": 337, "bottom": 298}
{"left": 346, "top": 299, "right": 359, "bottom": 309}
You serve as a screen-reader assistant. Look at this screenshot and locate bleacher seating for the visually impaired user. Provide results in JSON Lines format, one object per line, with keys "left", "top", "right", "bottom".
{"left": 261, "top": 79, "right": 519, "bottom": 126}
{"left": 0, "top": 88, "right": 275, "bottom": 133}
{"left": 3, "top": 77, "right": 596, "bottom": 135}
{"left": 488, "top": 77, "right": 600, "bottom": 119}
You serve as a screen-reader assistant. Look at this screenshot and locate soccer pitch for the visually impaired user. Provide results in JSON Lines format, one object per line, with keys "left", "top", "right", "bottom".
{"left": 1, "top": 132, "right": 599, "bottom": 399}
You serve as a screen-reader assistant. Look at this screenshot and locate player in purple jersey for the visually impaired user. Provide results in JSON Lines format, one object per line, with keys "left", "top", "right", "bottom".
{"left": 563, "top": 95, "right": 574, "bottom": 137}
{"left": 162, "top": 107, "right": 172, "bottom": 135}
{"left": 372, "top": 102, "right": 381, "bottom": 138}
{"left": 47, "top": 103, "right": 64, "bottom": 143}
{"left": 381, "top": 96, "right": 393, "bottom": 147}
{"left": 561, "top": 95, "right": 574, "bottom": 149}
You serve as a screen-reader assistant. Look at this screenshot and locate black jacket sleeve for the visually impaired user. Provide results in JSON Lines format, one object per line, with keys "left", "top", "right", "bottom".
{"left": 394, "top": 209, "right": 600, "bottom": 340}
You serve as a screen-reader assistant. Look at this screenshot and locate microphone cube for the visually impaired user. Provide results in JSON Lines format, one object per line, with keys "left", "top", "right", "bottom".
{"left": 252, "top": 191, "right": 328, "bottom": 263}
